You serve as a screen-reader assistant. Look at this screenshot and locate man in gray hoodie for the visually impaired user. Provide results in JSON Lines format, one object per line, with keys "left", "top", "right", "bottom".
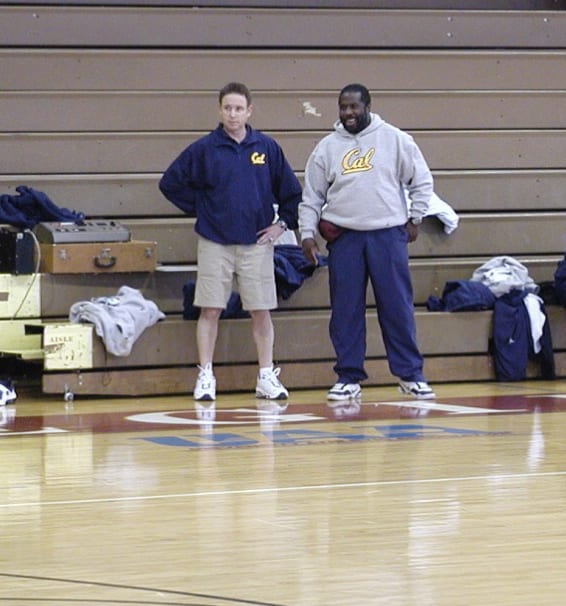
{"left": 299, "top": 83, "right": 435, "bottom": 401}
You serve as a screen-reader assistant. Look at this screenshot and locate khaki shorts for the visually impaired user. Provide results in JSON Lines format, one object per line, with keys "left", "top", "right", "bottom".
{"left": 194, "top": 237, "right": 277, "bottom": 311}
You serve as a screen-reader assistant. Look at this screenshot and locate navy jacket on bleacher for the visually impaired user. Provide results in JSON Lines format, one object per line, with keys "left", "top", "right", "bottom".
{"left": 492, "top": 289, "right": 555, "bottom": 382}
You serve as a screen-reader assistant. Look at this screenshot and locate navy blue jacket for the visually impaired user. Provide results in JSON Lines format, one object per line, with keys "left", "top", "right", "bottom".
{"left": 159, "top": 125, "right": 301, "bottom": 245}
{"left": 492, "top": 289, "right": 555, "bottom": 381}
{"left": 426, "top": 280, "right": 496, "bottom": 312}
{"left": 274, "top": 244, "right": 328, "bottom": 300}
{"left": 0, "top": 186, "right": 84, "bottom": 229}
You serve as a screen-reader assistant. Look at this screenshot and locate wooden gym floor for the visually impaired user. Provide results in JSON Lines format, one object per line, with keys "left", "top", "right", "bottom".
{"left": 2, "top": 378, "right": 566, "bottom": 605}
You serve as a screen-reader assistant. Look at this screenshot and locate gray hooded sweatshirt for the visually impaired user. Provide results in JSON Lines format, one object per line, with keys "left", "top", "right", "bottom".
{"left": 299, "top": 112, "right": 433, "bottom": 240}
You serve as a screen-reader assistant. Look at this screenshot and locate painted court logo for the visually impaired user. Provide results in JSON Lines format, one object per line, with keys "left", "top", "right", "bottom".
{"left": 341, "top": 147, "right": 375, "bottom": 174}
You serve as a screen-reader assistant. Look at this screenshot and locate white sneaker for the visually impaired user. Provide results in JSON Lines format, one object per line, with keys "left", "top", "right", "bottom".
{"left": 327, "top": 382, "right": 361, "bottom": 401}
{"left": 256, "top": 366, "right": 289, "bottom": 400}
{"left": 398, "top": 380, "right": 436, "bottom": 400}
{"left": 0, "top": 380, "right": 16, "bottom": 406}
{"left": 194, "top": 364, "right": 216, "bottom": 401}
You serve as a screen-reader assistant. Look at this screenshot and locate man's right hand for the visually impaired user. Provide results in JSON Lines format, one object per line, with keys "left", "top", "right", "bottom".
{"left": 301, "top": 237, "right": 320, "bottom": 266}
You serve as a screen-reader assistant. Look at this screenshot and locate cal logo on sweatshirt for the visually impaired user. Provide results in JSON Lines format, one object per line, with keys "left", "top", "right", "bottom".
{"left": 341, "top": 147, "right": 375, "bottom": 174}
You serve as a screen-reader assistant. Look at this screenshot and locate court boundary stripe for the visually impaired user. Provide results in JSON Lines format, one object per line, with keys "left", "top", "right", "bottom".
{"left": 2, "top": 470, "right": 566, "bottom": 509}
{"left": 0, "top": 572, "right": 285, "bottom": 606}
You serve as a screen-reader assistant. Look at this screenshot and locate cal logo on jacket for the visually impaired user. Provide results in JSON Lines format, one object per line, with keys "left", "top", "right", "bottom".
{"left": 250, "top": 151, "right": 266, "bottom": 165}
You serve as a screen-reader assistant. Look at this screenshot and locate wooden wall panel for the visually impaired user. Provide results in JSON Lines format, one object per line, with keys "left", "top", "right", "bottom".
{"left": 2, "top": 170, "right": 565, "bottom": 216}
{"left": 2, "top": 130, "right": 565, "bottom": 174}
{"left": 4, "top": 1, "right": 565, "bottom": 9}
{"left": 413, "top": 213, "right": 566, "bottom": 258}
{"left": 41, "top": 350, "right": 566, "bottom": 397}
{"left": 418, "top": 131, "right": 566, "bottom": 171}
{"left": 35, "top": 253, "right": 560, "bottom": 317}
{"left": 433, "top": 170, "right": 566, "bottom": 212}
{"left": 114, "top": 214, "right": 566, "bottom": 264}
{"left": 286, "top": 258, "right": 562, "bottom": 308}
{"left": 3, "top": 91, "right": 565, "bottom": 132}
{"left": 2, "top": 50, "right": 566, "bottom": 91}
{"left": 35, "top": 305, "right": 566, "bottom": 373}
{"left": 36, "top": 358, "right": 472, "bottom": 397}
{"left": 1, "top": 7, "right": 565, "bottom": 48}
{"left": 38, "top": 270, "right": 196, "bottom": 317}
{"left": 0, "top": 175, "right": 173, "bottom": 217}
{"left": 123, "top": 219, "right": 198, "bottom": 264}
{"left": 70, "top": 310, "right": 493, "bottom": 369}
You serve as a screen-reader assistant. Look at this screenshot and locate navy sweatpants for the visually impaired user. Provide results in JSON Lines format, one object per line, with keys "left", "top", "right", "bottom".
{"left": 327, "top": 226, "right": 425, "bottom": 384}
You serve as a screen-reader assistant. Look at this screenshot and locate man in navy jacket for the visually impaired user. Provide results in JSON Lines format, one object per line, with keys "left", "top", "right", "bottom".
{"left": 159, "top": 82, "right": 301, "bottom": 401}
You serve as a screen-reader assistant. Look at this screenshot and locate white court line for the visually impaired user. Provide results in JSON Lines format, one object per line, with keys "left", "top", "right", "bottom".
{"left": 2, "top": 470, "right": 566, "bottom": 509}
{"left": 0, "top": 427, "right": 68, "bottom": 436}
{"left": 527, "top": 393, "right": 566, "bottom": 399}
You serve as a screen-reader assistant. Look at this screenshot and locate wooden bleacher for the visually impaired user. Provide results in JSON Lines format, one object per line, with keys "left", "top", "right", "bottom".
{"left": 0, "top": 1, "right": 565, "bottom": 397}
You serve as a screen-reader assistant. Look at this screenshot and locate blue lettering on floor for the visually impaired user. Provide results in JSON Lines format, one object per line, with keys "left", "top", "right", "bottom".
{"left": 135, "top": 425, "right": 508, "bottom": 449}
